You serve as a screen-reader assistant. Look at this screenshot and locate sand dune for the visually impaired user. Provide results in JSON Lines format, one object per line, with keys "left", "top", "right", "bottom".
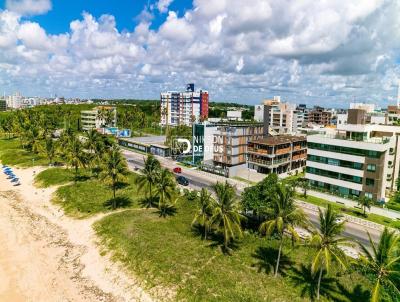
{"left": 0, "top": 166, "right": 153, "bottom": 302}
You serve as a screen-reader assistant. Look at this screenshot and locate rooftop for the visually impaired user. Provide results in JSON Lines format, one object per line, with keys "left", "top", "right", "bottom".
{"left": 250, "top": 135, "right": 306, "bottom": 146}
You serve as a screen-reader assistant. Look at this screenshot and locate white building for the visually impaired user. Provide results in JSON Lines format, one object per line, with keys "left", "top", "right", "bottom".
{"left": 6, "top": 92, "right": 23, "bottom": 109}
{"left": 81, "top": 106, "right": 117, "bottom": 131}
{"left": 255, "top": 96, "right": 299, "bottom": 134}
{"left": 160, "top": 83, "right": 209, "bottom": 127}
{"left": 227, "top": 110, "right": 242, "bottom": 121}
{"left": 306, "top": 109, "right": 400, "bottom": 202}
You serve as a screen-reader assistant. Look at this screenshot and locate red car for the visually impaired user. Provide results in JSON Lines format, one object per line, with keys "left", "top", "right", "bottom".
{"left": 173, "top": 167, "right": 182, "bottom": 173}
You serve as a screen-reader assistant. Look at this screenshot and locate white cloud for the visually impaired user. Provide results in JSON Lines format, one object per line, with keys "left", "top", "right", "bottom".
{"left": 6, "top": 0, "right": 52, "bottom": 16}
{"left": 157, "top": 0, "right": 174, "bottom": 13}
{"left": 0, "top": 0, "right": 399, "bottom": 106}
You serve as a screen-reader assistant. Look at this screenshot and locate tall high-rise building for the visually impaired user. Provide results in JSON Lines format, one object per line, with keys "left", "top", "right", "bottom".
{"left": 160, "top": 84, "right": 209, "bottom": 127}
{"left": 254, "top": 96, "right": 299, "bottom": 135}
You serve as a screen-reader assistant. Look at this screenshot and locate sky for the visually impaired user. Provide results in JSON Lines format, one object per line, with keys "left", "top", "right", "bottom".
{"left": 0, "top": 0, "right": 399, "bottom": 107}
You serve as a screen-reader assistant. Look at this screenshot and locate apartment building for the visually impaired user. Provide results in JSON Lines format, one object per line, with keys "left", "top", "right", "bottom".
{"left": 254, "top": 96, "right": 298, "bottom": 134}
{"left": 306, "top": 109, "right": 400, "bottom": 202}
{"left": 247, "top": 136, "right": 307, "bottom": 175}
{"left": 296, "top": 104, "right": 309, "bottom": 127}
{"left": 213, "top": 122, "right": 263, "bottom": 175}
{"left": 160, "top": 83, "right": 209, "bottom": 127}
{"left": 81, "top": 106, "right": 117, "bottom": 131}
{"left": 0, "top": 99, "right": 6, "bottom": 111}
{"left": 308, "top": 106, "right": 332, "bottom": 126}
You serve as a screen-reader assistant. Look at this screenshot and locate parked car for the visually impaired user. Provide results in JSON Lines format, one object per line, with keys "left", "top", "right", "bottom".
{"left": 176, "top": 175, "right": 189, "bottom": 186}
{"left": 173, "top": 167, "right": 182, "bottom": 173}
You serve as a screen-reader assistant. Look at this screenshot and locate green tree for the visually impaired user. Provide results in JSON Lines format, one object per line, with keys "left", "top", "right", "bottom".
{"left": 100, "top": 145, "right": 128, "bottom": 209}
{"left": 135, "top": 154, "right": 161, "bottom": 207}
{"left": 85, "top": 129, "right": 104, "bottom": 175}
{"left": 310, "top": 205, "right": 352, "bottom": 300}
{"left": 65, "top": 136, "right": 86, "bottom": 181}
{"left": 211, "top": 181, "right": 244, "bottom": 253}
{"left": 241, "top": 174, "right": 279, "bottom": 218}
{"left": 155, "top": 168, "right": 176, "bottom": 217}
{"left": 299, "top": 178, "right": 310, "bottom": 198}
{"left": 42, "top": 136, "right": 57, "bottom": 165}
{"left": 192, "top": 188, "right": 214, "bottom": 240}
{"left": 358, "top": 228, "right": 400, "bottom": 302}
{"left": 358, "top": 196, "right": 373, "bottom": 216}
{"left": 259, "top": 184, "right": 309, "bottom": 277}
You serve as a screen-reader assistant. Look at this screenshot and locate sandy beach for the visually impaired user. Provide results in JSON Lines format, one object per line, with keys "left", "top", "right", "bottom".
{"left": 0, "top": 166, "right": 154, "bottom": 302}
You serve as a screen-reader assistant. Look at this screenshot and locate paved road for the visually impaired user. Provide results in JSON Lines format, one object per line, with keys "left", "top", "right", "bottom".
{"left": 123, "top": 149, "right": 382, "bottom": 246}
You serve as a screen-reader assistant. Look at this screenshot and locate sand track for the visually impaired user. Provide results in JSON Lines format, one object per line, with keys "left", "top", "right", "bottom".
{"left": 0, "top": 167, "right": 154, "bottom": 302}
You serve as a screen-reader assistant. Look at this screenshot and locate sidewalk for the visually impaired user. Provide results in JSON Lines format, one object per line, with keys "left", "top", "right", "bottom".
{"left": 305, "top": 189, "right": 400, "bottom": 220}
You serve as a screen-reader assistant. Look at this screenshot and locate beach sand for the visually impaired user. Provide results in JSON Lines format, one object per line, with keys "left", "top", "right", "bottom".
{"left": 0, "top": 166, "right": 154, "bottom": 302}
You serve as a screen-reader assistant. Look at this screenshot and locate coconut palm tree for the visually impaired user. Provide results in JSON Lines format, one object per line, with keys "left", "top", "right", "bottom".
{"left": 65, "top": 136, "right": 86, "bottom": 181}
{"left": 358, "top": 196, "right": 373, "bottom": 216}
{"left": 42, "top": 136, "right": 57, "bottom": 165}
{"left": 135, "top": 154, "right": 161, "bottom": 207}
{"left": 155, "top": 168, "right": 176, "bottom": 217}
{"left": 85, "top": 129, "right": 104, "bottom": 175}
{"left": 259, "top": 184, "right": 309, "bottom": 277}
{"left": 310, "top": 205, "right": 352, "bottom": 300}
{"left": 210, "top": 181, "right": 244, "bottom": 253}
{"left": 100, "top": 145, "right": 128, "bottom": 209}
{"left": 358, "top": 228, "right": 400, "bottom": 302}
{"left": 192, "top": 188, "right": 215, "bottom": 240}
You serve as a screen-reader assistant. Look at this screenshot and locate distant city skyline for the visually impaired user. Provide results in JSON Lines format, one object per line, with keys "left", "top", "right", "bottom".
{"left": 0, "top": 0, "right": 399, "bottom": 107}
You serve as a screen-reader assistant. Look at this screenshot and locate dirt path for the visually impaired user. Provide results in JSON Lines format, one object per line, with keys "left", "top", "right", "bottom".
{"left": 0, "top": 167, "right": 154, "bottom": 302}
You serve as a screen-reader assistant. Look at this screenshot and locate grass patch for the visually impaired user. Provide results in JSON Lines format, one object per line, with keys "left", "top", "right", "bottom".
{"left": 34, "top": 168, "right": 90, "bottom": 188}
{"left": 0, "top": 138, "right": 48, "bottom": 167}
{"left": 94, "top": 199, "right": 372, "bottom": 302}
{"left": 52, "top": 173, "right": 142, "bottom": 218}
{"left": 296, "top": 194, "right": 397, "bottom": 228}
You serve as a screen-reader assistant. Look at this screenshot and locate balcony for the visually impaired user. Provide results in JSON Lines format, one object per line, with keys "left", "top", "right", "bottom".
{"left": 292, "top": 154, "right": 307, "bottom": 161}
{"left": 275, "top": 147, "right": 291, "bottom": 155}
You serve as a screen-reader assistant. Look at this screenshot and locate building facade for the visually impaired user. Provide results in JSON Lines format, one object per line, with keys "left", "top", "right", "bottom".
{"left": 247, "top": 136, "right": 307, "bottom": 175}
{"left": 308, "top": 106, "right": 332, "bottom": 126}
{"left": 160, "top": 83, "right": 209, "bottom": 127}
{"left": 255, "top": 96, "right": 298, "bottom": 134}
{"left": 306, "top": 109, "right": 400, "bottom": 202}
{"left": 81, "top": 106, "right": 117, "bottom": 131}
{"left": 0, "top": 99, "right": 6, "bottom": 111}
{"left": 213, "top": 123, "right": 263, "bottom": 173}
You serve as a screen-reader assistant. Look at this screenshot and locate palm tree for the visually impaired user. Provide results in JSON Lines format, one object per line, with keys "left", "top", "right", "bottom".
{"left": 259, "top": 184, "right": 309, "bottom": 277}
{"left": 65, "top": 136, "right": 86, "bottom": 181}
{"left": 358, "top": 196, "right": 373, "bottom": 216}
{"left": 358, "top": 228, "right": 400, "bottom": 302}
{"left": 96, "top": 108, "right": 108, "bottom": 128}
{"left": 192, "top": 188, "right": 215, "bottom": 240}
{"left": 310, "top": 205, "right": 352, "bottom": 300}
{"left": 210, "top": 181, "right": 244, "bottom": 253}
{"left": 135, "top": 154, "right": 161, "bottom": 207}
{"left": 85, "top": 129, "right": 103, "bottom": 175}
{"left": 42, "top": 136, "right": 57, "bottom": 165}
{"left": 155, "top": 168, "right": 176, "bottom": 217}
{"left": 299, "top": 178, "right": 310, "bottom": 198}
{"left": 100, "top": 145, "right": 128, "bottom": 209}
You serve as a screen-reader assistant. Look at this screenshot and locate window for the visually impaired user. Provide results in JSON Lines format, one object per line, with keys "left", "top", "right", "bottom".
{"left": 367, "top": 164, "right": 376, "bottom": 172}
{"left": 365, "top": 192, "right": 373, "bottom": 199}
{"left": 366, "top": 178, "right": 375, "bottom": 186}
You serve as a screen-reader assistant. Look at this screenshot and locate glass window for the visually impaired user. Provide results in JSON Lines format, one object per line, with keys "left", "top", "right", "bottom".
{"left": 367, "top": 164, "right": 376, "bottom": 172}
{"left": 366, "top": 178, "right": 375, "bottom": 186}
{"left": 365, "top": 192, "right": 373, "bottom": 199}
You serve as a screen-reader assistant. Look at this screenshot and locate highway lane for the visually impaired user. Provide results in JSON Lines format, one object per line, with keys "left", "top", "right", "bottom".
{"left": 123, "top": 149, "right": 381, "bottom": 245}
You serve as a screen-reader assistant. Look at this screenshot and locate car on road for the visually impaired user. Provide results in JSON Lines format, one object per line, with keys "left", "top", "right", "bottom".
{"left": 173, "top": 167, "right": 182, "bottom": 173}
{"left": 176, "top": 175, "right": 189, "bottom": 186}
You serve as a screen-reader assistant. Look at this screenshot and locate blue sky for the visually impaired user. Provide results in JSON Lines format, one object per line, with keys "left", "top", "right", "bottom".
{"left": 0, "top": 0, "right": 399, "bottom": 107}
